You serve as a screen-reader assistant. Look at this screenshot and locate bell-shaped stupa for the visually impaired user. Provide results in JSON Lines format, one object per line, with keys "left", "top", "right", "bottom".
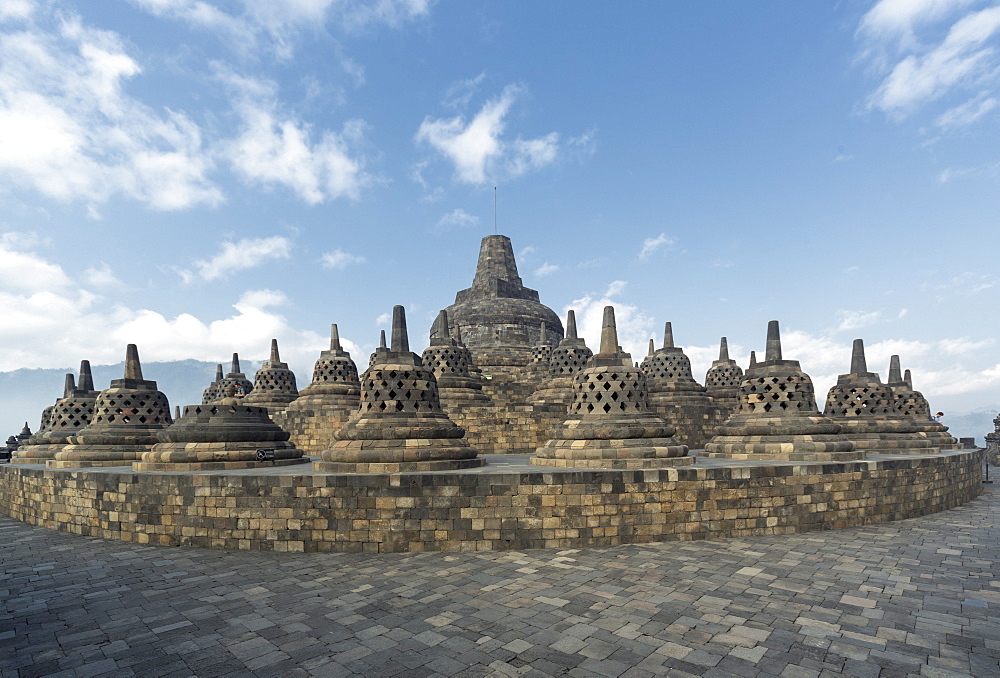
{"left": 136, "top": 384, "right": 305, "bottom": 471}
{"left": 13, "top": 361, "right": 101, "bottom": 463}
{"left": 210, "top": 354, "right": 254, "bottom": 401}
{"left": 704, "top": 321, "right": 860, "bottom": 461}
{"left": 244, "top": 339, "right": 299, "bottom": 414}
{"left": 274, "top": 324, "right": 361, "bottom": 453}
{"left": 528, "top": 310, "right": 593, "bottom": 407}
{"left": 524, "top": 322, "right": 556, "bottom": 380}
{"left": 314, "top": 305, "right": 483, "bottom": 473}
{"left": 823, "top": 340, "right": 938, "bottom": 454}
{"left": 532, "top": 306, "right": 691, "bottom": 469}
{"left": 704, "top": 337, "right": 744, "bottom": 413}
{"left": 51, "top": 345, "right": 172, "bottom": 467}
{"left": 421, "top": 309, "right": 490, "bottom": 406}
{"left": 201, "top": 364, "right": 224, "bottom": 404}
{"left": 12, "top": 375, "right": 67, "bottom": 461}
{"left": 438, "top": 235, "right": 563, "bottom": 368}
{"left": 886, "top": 356, "right": 959, "bottom": 450}
{"left": 641, "top": 322, "right": 726, "bottom": 448}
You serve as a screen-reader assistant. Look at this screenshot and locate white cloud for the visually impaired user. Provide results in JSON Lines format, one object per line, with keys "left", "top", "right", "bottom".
{"left": 565, "top": 280, "right": 654, "bottom": 358}
{"left": 435, "top": 208, "right": 479, "bottom": 232}
{"left": 0, "top": 0, "right": 34, "bottom": 21}
{"left": 82, "top": 262, "right": 121, "bottom": 288}
{"left": 936, "top": 92, "right": 998, "bottom": 128}
{"left": 837, "top": 310, "right": 882, "bottom": 331}
{"left": 415, "top": 84, "right": 561, "bottom": 184}
{"left": 534, "top": 262, "right": 559, "bottom": 277}
{"left": 0, "top": 10, "right": 223, "bottom": 210}
{"left": 222, "top": 71, "right": 369, "bottom": 203}
{"left": 862, "top": 4, "right": 1000, "bottom": 118}
{"left": 178, "top": 235, "right": 292, "bottom": 283}
{"left": 517, "top": 245, "right": 536, "bottom": 260}
{"left": 638, "top": 233, "right": 676, "bottom": 260}
{"left": 375, "top": 312, "right": 390, "bottom": 326}
{"left": 443, "top": 72, "right": 486, "bottom": 109}
{"left": 938, "top": 336, "right": 995, "bottom": 354}
{"left": 320, "top": 248, "right": 365, "bottom": 269}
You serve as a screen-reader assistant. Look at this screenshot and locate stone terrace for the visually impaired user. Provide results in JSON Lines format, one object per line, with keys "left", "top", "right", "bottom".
{"left": 1, "top": 485, "right": 998, "bottom": 678}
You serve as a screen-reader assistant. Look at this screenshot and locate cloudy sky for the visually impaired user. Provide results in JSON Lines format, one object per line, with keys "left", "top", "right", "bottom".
{"left": 2, "top": 0, "right": 1000, "bottom": 433}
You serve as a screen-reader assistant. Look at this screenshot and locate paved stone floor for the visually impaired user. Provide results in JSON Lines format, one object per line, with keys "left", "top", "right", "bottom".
{"left": 2, "top": 487, "right": 998, "bottom": 678}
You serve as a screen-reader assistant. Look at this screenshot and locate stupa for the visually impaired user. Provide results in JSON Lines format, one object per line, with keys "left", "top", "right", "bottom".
{"left": 51, "top": 345, "right": 172, "bottom": 467}
{"left": 704, "top": 321, "right": 860, "bottom": 461}
{"left": 244, "top": 339, "right": 299, "bottom": 414}
{"left": 823, "top": 340, "right": 938, "bottom": 454}
{"left": 886, "top": 356, "right": 959, "bottom": 449}
{"left": 528, "top": 310, "right": 592, "bottom": 407}
{"left": 532, "top": 306, "right": 691, "bottom": 468}
{"left": 14, "top": 376, "right": 67, "bottom": 458}
{"left": 314, "top": 305, "right": 483, "bottom": 473}
{"left": 201, "top": 364, "right": 224, "bottom": 404}
{"left": 438, "top": 235, "right": 563, "bottom": 368}
{"left": 641, "top": 322, "right": 726, "bottom": 449}
{"left": 274, "top": 324, "right": 361, "bottom": 454}
{"left": 12, "top": 361, "right": 100, "bottom": 464}
{"left": 524, "top": 322, "right": 555, "bottom": 380}
{"left": 704, "top": 337, "right": 744, "bottom": 413}
{"left": 421, "top": 310, "right": 490, "bottom": 405}
{"left": 136, "top": 384, "right": 305, "bottom": 471}
{"left": 209, "top": 354, "right": 254, "bottom": 401}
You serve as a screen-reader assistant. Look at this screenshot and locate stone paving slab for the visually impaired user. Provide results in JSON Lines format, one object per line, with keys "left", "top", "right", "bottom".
{"left": 1, "top": 487, "right": 998, "bottom": 677}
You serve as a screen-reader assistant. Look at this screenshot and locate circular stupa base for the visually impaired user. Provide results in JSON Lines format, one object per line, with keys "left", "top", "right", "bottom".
{"left": 845, "top": 433, "right": 940, "bottom": 455}
{"left": 312, "top": 458, "right": 485, "bottom": 474}
{"left": 9, "top": 444, "right": 66, "bottom": 463}
{"left": 701, "top": 451, "right": 867, "bottom": 462}
{"left": 134, "top": 458, "right": 310, "bottom": 472}
{"left": 530, "top": 456, "right": 695, "bottom": 469}
{"left": 49, "top": 444, "right": 149, "bottom": 467}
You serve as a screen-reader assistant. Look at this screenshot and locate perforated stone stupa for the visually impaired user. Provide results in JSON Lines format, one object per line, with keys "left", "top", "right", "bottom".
{"left": 244, "top": 339, "right": 299, "bottom": 414}
{"left": 704, "top": 337, "right": 743, "bottom": 413}
{"left": 12, "top": 361, "right": 100, "bottom": 464}
{"left": 641, "top": 322, "right": 726, "bottom": 449}
{"left": 886, "top": 355, "right": 959, "bottom": 450}
{"left": 208, "top": 354, "right": 254, "bottom": 401}
{"left": 314, "top": 306, "right": 483, "bottom": 473}
{"left": 704, "top": 321, "right": 860, "bottom": 461}
{"left": 421, "top": 310, "right": 489, "bottom": 406}
{"left": 136, "top": 384, "right": 305, "bottom": 471}
{"left": 533, "top": 306, "right": 691, "bottom": 469}
{"left": 274, "top": 324, "right": 361, "bottom": 454}
{"left": 823, "top": 340, "right": 938, "bottom": 454}
{"left": 439, "top": 235, "right": 563, "bottom": 368}
{"left": 529, "top": 310, "right": 593, "bottom": 407}
{"left": 51, "top": 345, "right": 172, "bottom": 467}
{"left": 12, "top": 375, "right": 66, "bottom": 461}
{"left": 524, "top": 322, "right": 555, "bottom": 381}
{"left": 202, "top": 364, "right": 224, "bottom": 404}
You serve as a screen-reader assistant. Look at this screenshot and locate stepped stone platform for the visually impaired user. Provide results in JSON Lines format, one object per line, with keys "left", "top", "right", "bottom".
{"left": 0, "top": 448, "right": 981, "bottom": 553}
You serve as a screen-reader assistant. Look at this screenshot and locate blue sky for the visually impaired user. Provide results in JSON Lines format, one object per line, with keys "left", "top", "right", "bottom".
{"left": 2, "top": 0, "right": 1000, "bottom": 432}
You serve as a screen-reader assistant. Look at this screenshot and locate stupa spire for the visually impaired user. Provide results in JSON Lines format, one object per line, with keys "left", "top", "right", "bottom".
{"left": 230, "top": 353, "right": 240, "bottom": 374}
{"left": 330, "top": 324, "right": 342, "bottom": 351}
{"left": 565, "top": 310, "right": 578, "bottom": 340}
{"left": 648, "top": 339, "right": 655, "bottom": 356}
{"left": 79, "top": 361, "right": 94, "bottom": 392}
{"left": 850, "top": 339, "right": 867, "bottom": 374}
{"left": 904, "top": 369, "right": 913, "bottom": 388}
{"left": 663, "top": 322, "right": 674, "bottom": 349}
{"left": 124, "top": 344, "right": 143, "bottom": 380}
{"left": 214, "top": 364, "right": 223, "bottom": 381}
{"left": 749, "top": 351, "right": 757, "bottom": 368}
{"left": 391, "top": 305, "right": 409, "bottom": 352}
{"left": 888, "top": 355, "right": 902, "bottom": 383}
{"left": 599, "top": 306, "right": 618, "bottom": 355}
{"left": 470, "top": 234, "right": 522, "bottom": 292}
{"left": 765, "top": 320, "right": 782, "bottom": 362}
{"left": 379, "top": 329, "right": 387, "bottom": 349}
{"left": 62, "top": 373, "right": 76, "bottom": 398}
{"left": 719, "top": 337, "right": 729, "bottom": 362}
{"left": 269, "top": 339, "right": 280, "bottom": 362}
{"left": 430, "top": 310, "right": 450, "bottom": 346}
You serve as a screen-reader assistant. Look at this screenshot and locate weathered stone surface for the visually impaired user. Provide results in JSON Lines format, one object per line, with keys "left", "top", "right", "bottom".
{"left": 641, "top": 322, "right": 726, "bottom": 449}
{"left": 824, "top": 340, "right": 939, "bottom": 454}
{"left": 206, "top": 353, "right": 254, "bottom": 403}
{"left": 887, "top": 355, "right": 960, "bottom": 450}
{"left": 201, "top": 363, "right": 224, "bottom": 404}
{"left": 12, "top": 361, "right": 100, "bottom": 463}
{"left": 273, "top": 324, "right": 361, "bottom": 453}
{"left": 421, "top": 309, "right": 490, "bottom": 407}
{"left": 243, "top": 338, "right": 299, "bottom": 415}
{"left": 534, "top": 306, "right": 690, "bottom": 468}
{"left": 51, "top": 345, "right": 172, "bottom": 467}
{"left": 705, "top": 321, "right": 860, "bottom": 461}
{"left": 704, "top": 337, "right": 743, "bottom": 414}
{"left": 529, "top": 309, "right": 592, "bottom": 408}
{"left": 315, "top": 306, "right": 483, "bottom": 473}
{"left": 439, "top": 235, "right": 563, "bottom": 368}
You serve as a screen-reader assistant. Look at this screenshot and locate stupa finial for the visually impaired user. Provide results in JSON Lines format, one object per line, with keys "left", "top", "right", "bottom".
{"left": 663, "top": 322, "right": 674, "bottom": 349}
{"left": 648, "top": 339, "right": 655, "bottom": 356}
{"left": 330, "top": 324, "right": 342, "bottom": 351}
{"left": 379, "top": 329, "right": 387, "bottom": 349}
{"left": 565, "top": 310, "right": 578, "bottom": 340}
{"left": 214, "top": 364, "right": 223, "bottom": 381}
{"left": 539, "top": 322, "right": 547, "bottom": 346}
{"left": 63, "top": 373, "right": 76, "bottom": 398}
{"left": 850, "top": 339, "right": 867, "bottom": 374}
{"left": 719, "top": 337, "right": 729, "bottom": 362}
{"left": 79, "top": 360, "right": 94, "bottom": 391}
{"left": 454, "top": 324, "right": 463, "bottom": 344}
{"left": 888, "top": 355, "right": 902, "bottom": 383}
{"left": 430, "top": 310, "right": 450, "bottom": 346}
{"left": 749, "top": 351, "right": 757, "bottom": 368}
{"left": 599, "top": 306, "right": 619, "bottom": 355}
{"left": 904, "top": 369, "right": 913, "bottom": 388}
{"left": 231, "top": 353, "right": 240, "bottom": 374}
{"left": 269, "top": 339, "right": 280, "bottom": 363}
{"left": 765, "top": 320, "right": 782, "bottom": 362}
{"left": 391, "top": 305, "right": 409, "bottom": 352}
{"left": 124, "top": 344, "right": 143, "bottom": 380}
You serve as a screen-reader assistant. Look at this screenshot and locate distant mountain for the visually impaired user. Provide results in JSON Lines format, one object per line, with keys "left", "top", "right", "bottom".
{"left": 0, "top": 359, "right": 262, "bottom": 439}
{"left": 941, "top": 408, "right": 999, "bottom": 447}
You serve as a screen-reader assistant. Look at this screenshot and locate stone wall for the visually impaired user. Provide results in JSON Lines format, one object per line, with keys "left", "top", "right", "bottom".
{"left": 0, "top": 451, "right": 982, "bottom": 553}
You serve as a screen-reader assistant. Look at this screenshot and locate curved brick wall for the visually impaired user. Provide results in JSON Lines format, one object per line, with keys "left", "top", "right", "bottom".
{"left": 0, "top": 451, "right": 982, "bottom": 553}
